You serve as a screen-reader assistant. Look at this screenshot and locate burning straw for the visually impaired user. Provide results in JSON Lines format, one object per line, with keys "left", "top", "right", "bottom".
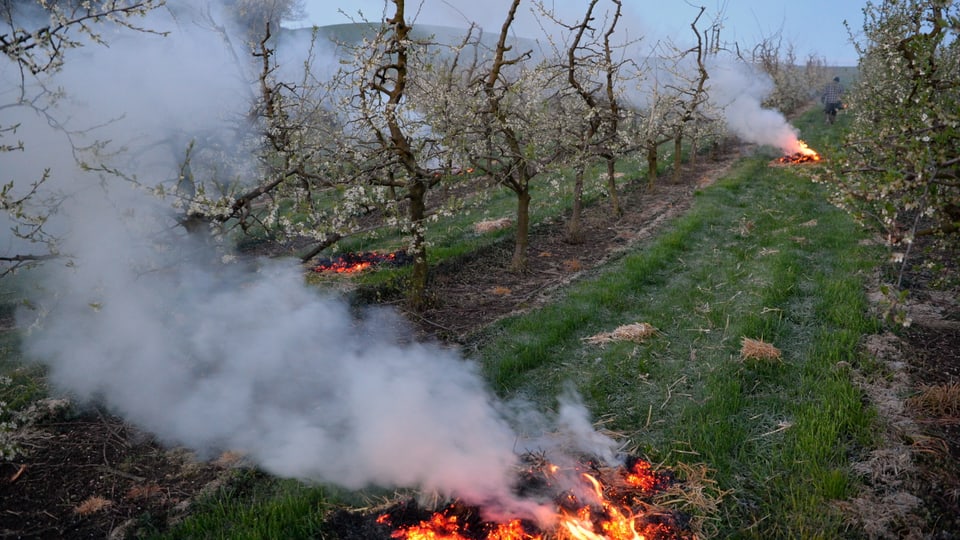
{"left": 327, "top": 452, "right": 713, "bottom": 540}
{"left": 312, "top": 250, "right": 413, "bottom": 274}
{"left": 772, "top": 139, "right": 822, "bottom": 166}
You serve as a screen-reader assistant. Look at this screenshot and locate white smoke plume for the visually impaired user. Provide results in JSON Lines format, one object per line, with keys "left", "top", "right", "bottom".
{"left": 6, "top": 1, "right": 620, "bottom": 523}
{"left": 706, "top": 55, "right": 808, "bottom": 154}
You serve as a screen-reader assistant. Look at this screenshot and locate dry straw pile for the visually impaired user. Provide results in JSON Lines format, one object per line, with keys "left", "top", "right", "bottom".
{"left": 583, "top": 323, "right": 658, "bottom": 345}
{"left": 907, "top": 382, "right": 960, "bottom": 419}
{"left": 473, "top": 218, "right": 512, "bottom": 234}
{"left": 739, "top": 337, "right": 782, "bottom": 361}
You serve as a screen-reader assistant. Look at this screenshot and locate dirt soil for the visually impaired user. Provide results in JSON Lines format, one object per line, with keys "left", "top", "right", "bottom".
{"left": 1, "top": 147, "right": 957, "bottom": 539}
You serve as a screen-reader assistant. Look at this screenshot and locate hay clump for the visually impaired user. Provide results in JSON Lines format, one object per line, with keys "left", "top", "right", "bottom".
{"left": 212, "top": 450, "right": 248, "bottom": 469}
{"left": 473, "top": 217, "right": 512, "bottom": 234}
{"left": 655, "top": 462, "right": 729, "bottom": 539}
{"left": 906, "top": 382, "right": 960, "bottom": 420}
{"left": 583, "top": 322, "right": 658, "bottom": 345}
{"left": 74, "top": 496, "right": 112, "bottom": 515}
{"left": 125, "top": 484, "right": 163, "bottom": 500}
{"left": 739, "top": 337, "right": 781, "bottom": 361}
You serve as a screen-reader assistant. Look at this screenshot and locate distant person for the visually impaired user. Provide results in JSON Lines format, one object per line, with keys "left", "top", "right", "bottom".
{"left": 821, "top": 76, "right": 844, "bottom": 124}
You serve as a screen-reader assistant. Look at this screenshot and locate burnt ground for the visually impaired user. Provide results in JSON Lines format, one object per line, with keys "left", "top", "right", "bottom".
{"left": 1, "top": 145, "right": 958, "bottom": 539}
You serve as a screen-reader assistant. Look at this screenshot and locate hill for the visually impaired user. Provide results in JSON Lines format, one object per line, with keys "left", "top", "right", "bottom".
{"left": 278, "top": 22, "right": 542, "bottom": 60}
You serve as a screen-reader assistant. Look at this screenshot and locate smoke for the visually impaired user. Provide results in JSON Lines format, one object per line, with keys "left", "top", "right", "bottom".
{"left": 706, "top": 55, "right": 807, "bottom": 154}
{"left": 6, "top": 1, "right": 620, "bottom": 521}
{"left": 24, "top": 208, "right": 617, "bottom": 517}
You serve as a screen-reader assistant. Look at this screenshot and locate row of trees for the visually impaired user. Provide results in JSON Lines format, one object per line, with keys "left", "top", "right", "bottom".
{"left": 200, "top": 0, "right": 739, "bottom": 310}
{"left": 152, "top": 0, "right": 728, "bottom": 310}
{"left": 244, "top": 0, "right": 732, "bottom": 310}
{"left": 820, "top": 0, "right": 959, "bottom": 295}
{"left": 2, "top": 0, "right": 831, "bottom": 311}
{"left": 0, "top": 0, "right": 306, "bottom": 275}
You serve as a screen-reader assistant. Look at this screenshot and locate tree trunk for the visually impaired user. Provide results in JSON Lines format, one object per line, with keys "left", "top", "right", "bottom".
{"left": 606, "top": 157, "right": 622, "bottom": 217}
{"left": 566, "top": 166, "right": 585, "bottom": 244}
{"left": 673, "top": 132, "right": 683, "bottom": 183}
{"left": 646, "top": 143, "right": 658, "bottom": 187}
{"left": 406, "top": 179, "right": 429, "bottom": 311}
{"left": 510, "top": 188, "right": 531, "bottom": 272}
{"left": 690, "top": 130, "right": 699, "bottom": 165}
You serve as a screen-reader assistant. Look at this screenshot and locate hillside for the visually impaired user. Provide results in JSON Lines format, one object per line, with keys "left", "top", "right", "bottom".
{"left": 278, "top": 22, "right": 541, "bottom": 58}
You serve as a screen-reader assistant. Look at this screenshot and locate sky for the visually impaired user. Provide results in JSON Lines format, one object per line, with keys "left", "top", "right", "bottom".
{"left": 292, "top": 0, "right": 866, "bottom": 66}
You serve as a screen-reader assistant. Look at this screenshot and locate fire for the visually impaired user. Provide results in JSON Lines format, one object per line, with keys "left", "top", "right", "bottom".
{"left": 390, "top": 513, "right": 470, "bottom": 540}
{"left": 387, "top": 510, "right": 542, "bottom": 540}
{"left": 383, "top": 458, "right": 683, "bottom": 540}
{"left": 328, "top": 261, "right": 372, "bottom": 274}
{"left": 558, "top": 470, "right": 671, "bottom": 540}
{"left": 312, "top": 250, "right": 412, "bottom": 274}
{"left": 775, "top": 139, "right": 822, "bottom": 164}
{"left": 432, "top": 167, "right": 476, "bottom": 178}
{"left": 624, "top": 460, "right": 658, "bottom": 492}
{"left": 560, "top": 474, "right": 641, "bottom": 540}
{"left": 488, "top": 520, "right": 542, "bottom": 540}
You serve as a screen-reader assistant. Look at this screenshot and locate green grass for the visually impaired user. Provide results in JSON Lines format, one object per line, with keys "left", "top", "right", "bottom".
{"left": 0, "top": 272, "right": 48, "bottom": 408}
{"left": 146, "top": 472, "right": 335, "bottom": 539}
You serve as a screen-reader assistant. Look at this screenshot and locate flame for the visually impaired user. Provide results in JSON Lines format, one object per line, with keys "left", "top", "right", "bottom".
{"left": 624, "top": 460, "right": 657, "bottom": 492}
{"left": 391, "top": 513, "right": 469, "bottom": 540}
{"left": 559, "top": 473, "right": 647, "bottom": 540}
{"left": 795, "top": 140, "right": 819, "bottom": 158}
{"left": 324, "top": 261, "right": 373, "bottom": 274}
{"left": 776, "top": 139, "right": 822, "bottom": 164}
{"left": 385, "top": 459, "right": 680, "bottom": 540}
{"left": 488, "top": 520, "right": 542, "bottom": 540}
{"left": 432, "top": 167, "right": 476, "bottom": 178}
{"left": 313, "top": 250, "right": 410, "bottom": 274}
{"left": 389, "top": 513, "right": 543, "bottom": 540}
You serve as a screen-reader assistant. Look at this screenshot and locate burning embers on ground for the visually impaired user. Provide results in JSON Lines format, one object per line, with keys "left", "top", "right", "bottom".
{"left": 313, "top": 250, "right": 414, "bottom": 274}
{"left": 328, "top": 454, "right": 697, "bottom": 540}
{"left": 773, "top": 139, "right": 822, "bottom": 165}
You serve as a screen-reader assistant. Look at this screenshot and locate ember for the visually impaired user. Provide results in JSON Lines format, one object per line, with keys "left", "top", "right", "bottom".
{"left": 331, "top": 456, "right": 691, "bottom": 540}
{"left": 774, "top": 139, "right": 822, "bottom": 164}
{"left": 623, "top": 457, "right": 673, "bottom": 493}
{"left": 313, "top": 250, "right": 413, "bottom": 274}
